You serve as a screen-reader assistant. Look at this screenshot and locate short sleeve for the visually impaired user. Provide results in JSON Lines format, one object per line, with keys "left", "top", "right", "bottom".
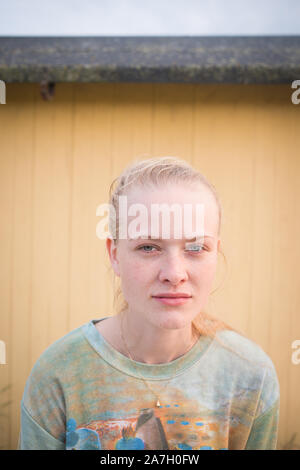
{"left": 18, "top": 401, "right": 65, "bottom": 450}
{"left": 245, "top": 363, "right": 280, "bottom": 450}
{"left": 18, "top": 348, "right": 67, "bottom": 449}
{"left": 245, "top": 398, "right": 280, "bottom": 449}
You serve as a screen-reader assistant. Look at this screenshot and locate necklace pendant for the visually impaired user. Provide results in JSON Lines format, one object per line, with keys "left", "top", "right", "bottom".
{"left": 156, "top": 399, "right": 161, "bottom": 407}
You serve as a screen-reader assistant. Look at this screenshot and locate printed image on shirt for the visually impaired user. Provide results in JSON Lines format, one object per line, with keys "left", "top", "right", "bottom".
{"left": 66, "top": 404, "right": 229, "bottom": 450}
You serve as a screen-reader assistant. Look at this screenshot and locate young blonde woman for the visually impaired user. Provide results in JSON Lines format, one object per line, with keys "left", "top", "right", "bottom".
{"left": 18, "top": 157, "right": 280, "bottom": 450}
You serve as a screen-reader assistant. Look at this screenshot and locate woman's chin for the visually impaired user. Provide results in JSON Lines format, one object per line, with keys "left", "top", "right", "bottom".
{"left": 150, "top": 311, "right": 192, "bottom": 330}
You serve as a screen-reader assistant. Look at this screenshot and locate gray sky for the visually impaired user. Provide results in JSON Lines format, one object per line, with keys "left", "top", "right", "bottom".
{"left": 0, "top": 0, "right": 299, "bottom": 36}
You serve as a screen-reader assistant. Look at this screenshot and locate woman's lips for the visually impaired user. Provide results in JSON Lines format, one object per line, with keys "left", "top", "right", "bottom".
{"left": 152, "top": 297, "right": 191, "bottom": 306}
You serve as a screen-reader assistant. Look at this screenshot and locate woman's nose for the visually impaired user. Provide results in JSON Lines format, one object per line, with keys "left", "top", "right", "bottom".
{"left": 158, "top": 253, "right": 188, "bottom": 284}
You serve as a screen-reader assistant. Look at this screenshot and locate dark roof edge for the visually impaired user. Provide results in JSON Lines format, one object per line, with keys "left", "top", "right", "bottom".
{"left": 0, "top": 36, "right": 300, "bottom": 84}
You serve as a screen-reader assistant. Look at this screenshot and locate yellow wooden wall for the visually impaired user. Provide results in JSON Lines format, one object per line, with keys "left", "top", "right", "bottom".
{"left": 0, "top": 82, "right": 299, "bottom": 450}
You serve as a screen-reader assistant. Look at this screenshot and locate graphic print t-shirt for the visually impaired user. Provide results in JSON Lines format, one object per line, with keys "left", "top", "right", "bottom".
{"left": 18, "top": 317, "right": 280, "bottom": 450}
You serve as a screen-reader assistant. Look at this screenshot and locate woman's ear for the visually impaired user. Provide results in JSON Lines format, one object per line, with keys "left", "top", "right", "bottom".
{"left": 106, "top": 237, "right": 120, "bottom": 277}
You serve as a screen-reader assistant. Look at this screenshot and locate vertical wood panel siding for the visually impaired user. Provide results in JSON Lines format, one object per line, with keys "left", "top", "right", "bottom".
{"left": 0, "top": 83, "right": 299, "bottom": 449}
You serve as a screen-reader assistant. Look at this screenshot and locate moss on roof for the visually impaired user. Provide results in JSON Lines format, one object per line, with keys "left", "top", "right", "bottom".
{"left": 0, "top": 36, "right": 299, "bottom": 83}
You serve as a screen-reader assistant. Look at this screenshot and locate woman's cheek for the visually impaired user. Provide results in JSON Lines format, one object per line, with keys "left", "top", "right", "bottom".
{"left": 195, "top": 260, "right": 217, "bottom": 287}
{"left": 120, "top": 258, "right": 148, "bottom": 283}
{"left": 120, "top": 262, "right": 150, "bottom": 304}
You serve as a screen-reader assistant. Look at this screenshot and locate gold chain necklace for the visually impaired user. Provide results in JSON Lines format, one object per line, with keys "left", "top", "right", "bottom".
{"left": 120, "top": 312, "right": 199, "bottom": 408}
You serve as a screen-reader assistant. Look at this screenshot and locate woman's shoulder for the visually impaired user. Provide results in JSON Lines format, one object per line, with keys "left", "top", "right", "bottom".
{"left": 214, "top": 328, "right": 276, "bottom": 371}
{"left": 212, "top": 329, "right": 280, "bottom": 414}
{"left": 26, "top": 320, "right": 91, "bottom": 383}
{"left": 210, "top": 329, "right": 280, "bottom": 416}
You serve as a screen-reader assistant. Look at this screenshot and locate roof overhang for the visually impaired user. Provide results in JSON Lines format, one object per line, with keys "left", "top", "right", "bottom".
{"left": 0, "top": 36, "right": 299, "bottom": 84}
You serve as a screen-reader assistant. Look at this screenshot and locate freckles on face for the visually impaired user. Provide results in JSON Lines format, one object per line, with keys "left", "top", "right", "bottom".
{"left": 113, "top": 183, "right": 220, "bottom": 313}
{"left": 118, "top": 254, "right": 156, "bottom": 311}
{"left": 115, "top": 240, "right": 219, "bottom": 324}
{"left": 121, "top": 245, "right": 217, "bottom": 293}
{"left": 117, "top": 244, "right": 151, "bottom": 294}
{"left": 196, "top": 259, "right": 217, "bottom": 288}
{"left": 123, "top": 257, "right": 148, "bottom": 283}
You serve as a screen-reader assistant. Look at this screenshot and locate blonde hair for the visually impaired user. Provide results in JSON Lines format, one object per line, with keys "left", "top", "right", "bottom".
{"left": 107, "top": 156, "right": 241, "bottom": 339}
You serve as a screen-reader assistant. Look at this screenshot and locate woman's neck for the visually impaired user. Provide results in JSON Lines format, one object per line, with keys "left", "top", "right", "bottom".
{"left": 95, "top": 313, "right": 199, "bottom": 364}
{"left": 116, "top": 311, "right": 200, "bottom": 364}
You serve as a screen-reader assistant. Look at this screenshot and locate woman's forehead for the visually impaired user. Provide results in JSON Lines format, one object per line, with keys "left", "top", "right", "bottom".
{"left": 125, "top": 185, "right": 218, "bottom": 221}
{"left": 125, "top": 183, "right": 215, "bottom": 206}
{"left": 117, "top": 184, "right": 219, "bottom": 241}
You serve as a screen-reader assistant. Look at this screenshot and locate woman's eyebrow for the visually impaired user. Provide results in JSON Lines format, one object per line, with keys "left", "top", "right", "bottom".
{"left": 129, "top": 235, "right": 215, "bottom": 241}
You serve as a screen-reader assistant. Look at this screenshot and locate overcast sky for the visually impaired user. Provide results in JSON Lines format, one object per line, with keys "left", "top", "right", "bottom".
{"left": 0, "top": 0, "right": 299, "bottom": 36}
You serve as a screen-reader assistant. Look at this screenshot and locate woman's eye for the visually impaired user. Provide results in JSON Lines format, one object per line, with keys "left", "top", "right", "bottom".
{"left": 137, "top": 244, "right": 206, "bottom": 253}
{"left": 138, "top": 245, "right": 157, "bottom": 253}
{"left": 185, "top": 244, "right": 205, "bottom": 253}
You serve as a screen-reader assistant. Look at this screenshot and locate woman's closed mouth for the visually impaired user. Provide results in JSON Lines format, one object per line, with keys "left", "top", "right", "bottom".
{"left": 152, "top": 293, "right": 192, "bottom": 305}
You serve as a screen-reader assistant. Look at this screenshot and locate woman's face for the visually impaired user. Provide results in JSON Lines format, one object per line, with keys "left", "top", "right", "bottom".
{"left": 107, "top": 183, "right": 221, "bottom": 331}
